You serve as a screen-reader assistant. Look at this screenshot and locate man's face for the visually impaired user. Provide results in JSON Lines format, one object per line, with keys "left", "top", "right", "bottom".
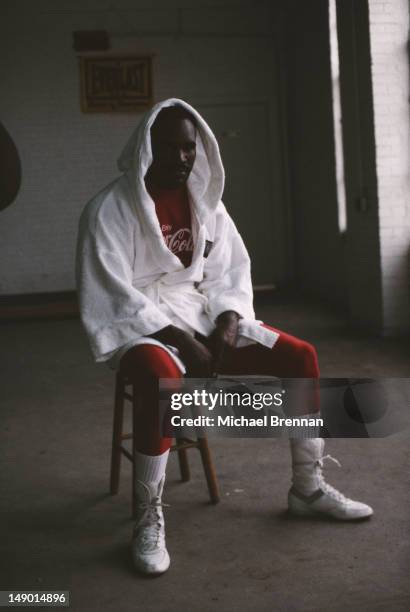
{"left": 146, "top": 115, "right": 197, "bottom": 190}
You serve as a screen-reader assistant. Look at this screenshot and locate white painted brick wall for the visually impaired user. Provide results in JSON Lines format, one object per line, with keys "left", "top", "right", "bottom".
{"left": 0, "top": 0, "right": 279, "bottom": 295}
{"left": 368, "top": 0, "right": 410, "bottom": 334}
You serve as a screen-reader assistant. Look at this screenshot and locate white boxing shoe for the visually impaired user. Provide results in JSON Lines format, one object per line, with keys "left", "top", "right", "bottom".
{"left": 131, "top": 475, "right": 170, "bottom": 575}
{"left": 288, "top": 483, "right": 374, "bottom": 520}
{"left": 288, "top": 438, "right": 373, "bottom": 521}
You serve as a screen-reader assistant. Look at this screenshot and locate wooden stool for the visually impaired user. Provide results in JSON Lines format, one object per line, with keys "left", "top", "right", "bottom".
{"left": 110, "top": 372, "right": 220, "bottom": 517}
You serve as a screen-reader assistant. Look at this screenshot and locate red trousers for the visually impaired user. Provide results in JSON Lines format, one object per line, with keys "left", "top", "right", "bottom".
{"left": 120, "top": 324, "right": 320, "bottom": 455}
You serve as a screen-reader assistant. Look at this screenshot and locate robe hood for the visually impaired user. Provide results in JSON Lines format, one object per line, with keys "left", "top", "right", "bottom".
{"left": 117, "top": 98, "right": 225, "bottom": 226}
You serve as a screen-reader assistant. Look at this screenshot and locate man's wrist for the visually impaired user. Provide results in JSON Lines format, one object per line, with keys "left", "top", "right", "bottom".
{"left": 216, "top": 310, "right": 240, "bottom": 325}
{"left": 148, "top": 324, "right": 186, "bottom": 346}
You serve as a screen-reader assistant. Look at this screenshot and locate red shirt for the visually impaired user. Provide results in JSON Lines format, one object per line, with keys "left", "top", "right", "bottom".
{"left": 148, "top": 185, "right": 194, "bottom": 268}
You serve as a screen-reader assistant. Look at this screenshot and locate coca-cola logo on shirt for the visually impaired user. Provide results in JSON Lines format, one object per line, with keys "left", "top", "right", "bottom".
{"left": 164, "top": 228, "right": 194, "bottom": 254}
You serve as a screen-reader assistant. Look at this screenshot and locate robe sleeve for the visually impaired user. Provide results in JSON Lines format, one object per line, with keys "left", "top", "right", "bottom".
{"left": 198, "top": 202, "right": 255, "bottom": 323}
{"left": 76, "top": 205, "right": 173, "bottom": 362}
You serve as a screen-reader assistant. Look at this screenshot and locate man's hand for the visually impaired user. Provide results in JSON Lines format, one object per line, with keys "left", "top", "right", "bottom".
{"left": 206, "top": 310, "right": 240, "bottom": 373}
{"left": 177, "top": 334, "right": 215, "bottom": 378}
{"left": 148, "top": 325, "right": 214, "bottom": 377}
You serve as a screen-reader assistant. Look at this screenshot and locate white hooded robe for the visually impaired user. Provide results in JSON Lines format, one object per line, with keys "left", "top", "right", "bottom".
{"left": 76, "top": 98, "right": 279, "bottom": 373}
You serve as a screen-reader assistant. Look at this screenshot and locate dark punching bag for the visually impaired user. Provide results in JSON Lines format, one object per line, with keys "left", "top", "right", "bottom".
{"left": 0, "top": 122, "right": 21, "bottom": 211}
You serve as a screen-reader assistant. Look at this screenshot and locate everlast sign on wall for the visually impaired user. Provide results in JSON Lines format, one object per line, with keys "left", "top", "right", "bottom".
{"left": 79, "top": 56, "right": 152, "bottom": 112}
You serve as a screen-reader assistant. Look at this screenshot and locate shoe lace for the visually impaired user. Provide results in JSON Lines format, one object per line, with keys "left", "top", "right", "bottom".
{"left": 316, "top": 454, "right": 349, "bottom": 504}
{"left": 134, "top": 499, "right": 170, "bottom": 552}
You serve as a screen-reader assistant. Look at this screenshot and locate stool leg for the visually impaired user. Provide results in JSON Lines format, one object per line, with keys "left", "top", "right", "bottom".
{"left": 110, "top": 373, "right": 125, "bottom": 495}
{"left": 176, "top": 438, "right": 191, "bottom": 482}
{"left": 131, "top": 384, "right": 139, "bottom": 520}
{"left": 197, "top": 437, "right": 220, "bottom": 504}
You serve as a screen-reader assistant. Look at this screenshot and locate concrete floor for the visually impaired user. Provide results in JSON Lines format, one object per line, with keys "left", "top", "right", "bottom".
{"left": 1, "top": 296, "right": 409, "bottom": 611}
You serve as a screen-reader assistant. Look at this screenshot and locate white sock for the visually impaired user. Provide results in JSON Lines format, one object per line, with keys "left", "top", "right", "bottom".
{"left": 289, "top": 438, "right": 323, "bottom": 495}
{"left": 134, "top": 449, "right": 170, "bottom": 485}
{"left": 286, "top": 412, "right": 322, "bottom": 439}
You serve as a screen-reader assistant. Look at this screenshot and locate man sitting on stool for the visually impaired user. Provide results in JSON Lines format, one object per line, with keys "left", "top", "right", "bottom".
{"left": 76, "top": 98, "right": 373, "bottom": 576}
